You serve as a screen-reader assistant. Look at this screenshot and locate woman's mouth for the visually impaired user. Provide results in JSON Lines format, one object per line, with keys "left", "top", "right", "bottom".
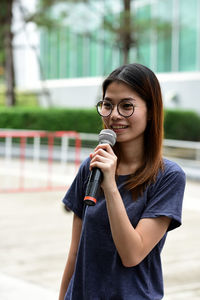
{"left": 111, "top": 125, "right": 128, "bottom": 132}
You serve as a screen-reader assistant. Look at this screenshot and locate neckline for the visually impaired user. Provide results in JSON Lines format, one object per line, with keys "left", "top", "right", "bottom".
{"left": 116, "top": 173, "right": 131, "bottom": 178}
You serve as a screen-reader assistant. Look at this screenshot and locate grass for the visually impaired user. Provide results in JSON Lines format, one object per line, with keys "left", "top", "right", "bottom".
{"left": 0, "top": 86, "right": 39, "bottom": 107}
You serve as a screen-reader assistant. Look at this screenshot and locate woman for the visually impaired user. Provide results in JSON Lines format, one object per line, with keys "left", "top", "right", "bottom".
{"left": 59, "top": 63, "right": 186, "bottom": 300}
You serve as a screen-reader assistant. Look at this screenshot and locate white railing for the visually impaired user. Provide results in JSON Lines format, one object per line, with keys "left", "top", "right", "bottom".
{"left": 163, "top": 139, "right": 200, "bottom": 161}
{"left": 1, "top": 130, "right": 200, "bottom": 162}
{"left": 80, "top": 133, "right": 200, "bottom": 161}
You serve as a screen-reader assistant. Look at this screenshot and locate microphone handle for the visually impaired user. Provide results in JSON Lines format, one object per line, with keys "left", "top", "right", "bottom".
{"left": 84, "top": 167, "right": 102, "bottom": 206}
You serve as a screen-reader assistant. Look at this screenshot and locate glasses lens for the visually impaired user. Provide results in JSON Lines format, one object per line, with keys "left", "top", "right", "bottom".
{"left": 118, "top": 100, "right": 134, "bottom": 117}
{"left": 97, "top": 100, "right": 112, "bottom": 117}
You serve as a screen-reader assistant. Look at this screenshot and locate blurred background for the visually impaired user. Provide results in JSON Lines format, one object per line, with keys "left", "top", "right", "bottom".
{"left": 0, "top": 0, "right": 200, "bottom": 299}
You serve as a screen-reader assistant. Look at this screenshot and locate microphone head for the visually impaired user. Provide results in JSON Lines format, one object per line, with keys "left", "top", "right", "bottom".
{"left": 98, "top": 129, "right": 117, "bottom": 147}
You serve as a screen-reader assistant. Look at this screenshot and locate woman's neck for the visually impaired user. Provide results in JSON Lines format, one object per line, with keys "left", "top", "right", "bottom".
{"left": 116, "top": 139, "right": 144, "bottom": 175}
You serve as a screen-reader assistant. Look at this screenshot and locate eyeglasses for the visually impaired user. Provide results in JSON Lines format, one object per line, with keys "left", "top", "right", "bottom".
{"left": 96, "top": 99, "right": 135, "bottom": 118}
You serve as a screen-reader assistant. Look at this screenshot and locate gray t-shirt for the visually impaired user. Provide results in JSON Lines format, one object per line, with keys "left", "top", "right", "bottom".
{"left": 63, "top": 157, "right": 186, "bottom": 300}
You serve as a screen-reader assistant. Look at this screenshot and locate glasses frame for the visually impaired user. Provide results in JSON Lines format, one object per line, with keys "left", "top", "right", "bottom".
{"left": 96, "top": 99, "right": 135, "bottom": 118}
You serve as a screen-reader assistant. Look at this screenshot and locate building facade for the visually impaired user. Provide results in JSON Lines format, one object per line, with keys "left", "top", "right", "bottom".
{"left": 40, "top": 0, "right": 200, "bottom": 79}
{"left": 14, "top": 0, "right": 200, "bottom": 111}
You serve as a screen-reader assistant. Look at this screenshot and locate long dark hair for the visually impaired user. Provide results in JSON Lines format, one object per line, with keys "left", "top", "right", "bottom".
{"left": 102, "top": 63, "right": 164, "bottom": 198}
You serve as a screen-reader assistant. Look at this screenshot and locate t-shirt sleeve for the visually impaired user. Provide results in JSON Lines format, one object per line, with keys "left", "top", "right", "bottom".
{"left": 141, "top": 167, "right": 186, "bottom": 231}
{"left": 62, "top": 157, "right": 90, "bottom": 219}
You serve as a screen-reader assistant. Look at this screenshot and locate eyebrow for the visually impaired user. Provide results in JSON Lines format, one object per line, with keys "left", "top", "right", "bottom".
{"left": 103, "top": 97, "right": 136, "bottom": 102}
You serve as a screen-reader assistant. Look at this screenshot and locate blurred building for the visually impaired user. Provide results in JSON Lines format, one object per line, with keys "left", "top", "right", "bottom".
{"left": 14, "top": 0, "right": 200, "bottom": 112}
{"left": 13, "top": 0, "right": 40, "bottom": 90}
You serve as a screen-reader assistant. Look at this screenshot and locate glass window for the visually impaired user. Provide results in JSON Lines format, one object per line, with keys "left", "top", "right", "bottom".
{"left": 179, "top": 0, "right": 198, "bottom": 71}
{"left": 135, "top": 4, "right": 151, "bottom": 69}
{"left": 156, "top": 0, "right": 173, "bottom": 72}
{"left": 39, "top": 0, "right": 200, "bottom": 79}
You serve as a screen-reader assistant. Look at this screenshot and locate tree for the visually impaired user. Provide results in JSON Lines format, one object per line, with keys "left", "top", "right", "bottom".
{"left": 122, "top": 0, "right": 132, "bottom": 64}
{"left": 0, "top": 0, "right": 171, "bottom": 106}
{"left": 103, "top": 0, "right": 171, "bottom": 64}
{"left": 0, "top": 0, "right": 16, "bottom": 106}
{"left": 34, "top": 0, "right": 171, "bottom": 65}
{"left": 0, "top": 0, "right": 67, "bottom": 107}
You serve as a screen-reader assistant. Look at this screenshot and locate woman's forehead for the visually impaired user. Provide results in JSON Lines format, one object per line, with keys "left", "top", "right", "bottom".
{"left": 104, "top": 81, "right": 144, "bottom": 103}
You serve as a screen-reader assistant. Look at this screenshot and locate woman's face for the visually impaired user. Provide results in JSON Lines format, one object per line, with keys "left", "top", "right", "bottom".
{"left": 102, "top": 81, "right": 148, "bottom": 144}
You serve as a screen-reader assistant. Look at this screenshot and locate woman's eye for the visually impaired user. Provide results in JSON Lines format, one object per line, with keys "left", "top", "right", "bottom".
{"left": 122, "top": 102, "right": 133, "bottom": 110}
{"left": 103, "top": 102, "right": 112, "bottom": 109}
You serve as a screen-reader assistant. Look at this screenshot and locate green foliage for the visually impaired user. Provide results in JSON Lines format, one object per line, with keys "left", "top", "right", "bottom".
{"left": 0, "top": 107, "right": 102, "bottom": 133}
{"left": 164, "top": 110, "right": 200, "bottom": 141}
{"left": 0, "top": 107, "right": 200, "bottom": 141}
{"left": 0, "top": 90, "right": 38, "bottom": 107}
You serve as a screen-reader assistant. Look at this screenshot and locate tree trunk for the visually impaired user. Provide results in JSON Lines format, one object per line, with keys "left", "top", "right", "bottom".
{"left": 3, "top": 0, "right": 16, "bottom": 106}
{"left": 122, "top": 0, "right": 131, "bottom": 64}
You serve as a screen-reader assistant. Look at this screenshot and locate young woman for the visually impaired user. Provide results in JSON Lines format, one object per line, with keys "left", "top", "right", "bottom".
{"left": 59, "top": 63, "right": 186, "bottom": 300}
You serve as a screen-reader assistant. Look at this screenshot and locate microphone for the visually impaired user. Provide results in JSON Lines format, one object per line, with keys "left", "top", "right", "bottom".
{"left": 84, "top": 129, "right": 117, "bottom": 206}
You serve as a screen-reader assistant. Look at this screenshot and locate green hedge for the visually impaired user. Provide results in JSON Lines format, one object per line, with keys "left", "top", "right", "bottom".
{"left": 0, "top": 107, "right": 200, "bottom": 141}
{"left": 0, "top": 107, "right": 102, "bottom": 133}
{"left": 164, "top": 109, "right": 200, "bottom": 141}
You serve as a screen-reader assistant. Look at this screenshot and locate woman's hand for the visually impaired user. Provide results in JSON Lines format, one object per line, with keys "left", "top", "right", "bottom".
{"left": 89, "top": 143, "right": 117, "bottom": 190}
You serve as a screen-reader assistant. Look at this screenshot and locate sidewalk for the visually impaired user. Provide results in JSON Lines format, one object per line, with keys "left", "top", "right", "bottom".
{"left": 0, "top": 273, "right": 58, "bottom": 300}
{"left": 0, "top": 177, "right": 200, "bottom": 299}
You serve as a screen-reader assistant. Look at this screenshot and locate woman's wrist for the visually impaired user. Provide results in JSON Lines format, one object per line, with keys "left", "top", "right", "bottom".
{"left": 102, "top": 179, "right": 119, "bottom": 197}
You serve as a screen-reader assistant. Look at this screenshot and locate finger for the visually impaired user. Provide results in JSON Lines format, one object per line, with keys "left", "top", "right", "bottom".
{"left": 90, "top": 153, "right": 116, "bottom": 170}
{"left": 93, "top": 148, "right": 111, "bottom": 158}
{"left": 90, "top": 158, "right": 106, "bottom": 171}
{"left": 95, "top": 143, "right": 114, "bottom": 154}
{"left": 90, "top": 154, "right": 108, "bottom": 165}
{"left": 90, "top": 158, "right": 113, "bottom": 171}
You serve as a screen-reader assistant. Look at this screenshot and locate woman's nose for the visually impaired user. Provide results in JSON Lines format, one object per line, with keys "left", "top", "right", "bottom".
{"left": 110, "top": 105, "right": 121, "bottom": 119}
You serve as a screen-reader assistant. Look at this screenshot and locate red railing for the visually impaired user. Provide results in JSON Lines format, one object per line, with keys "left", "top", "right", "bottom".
{"left": 0, "top": 130, "right": 81, "bottom": 193}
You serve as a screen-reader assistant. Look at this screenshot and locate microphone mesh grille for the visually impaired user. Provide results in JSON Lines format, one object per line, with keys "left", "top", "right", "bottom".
{"left": 98, "top": 129, "right": 117, "bottom": 146}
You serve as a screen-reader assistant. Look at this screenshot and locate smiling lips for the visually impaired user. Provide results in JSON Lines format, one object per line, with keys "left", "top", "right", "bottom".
{"left": 111, "top": 125, "right": 128, "bottom": 131}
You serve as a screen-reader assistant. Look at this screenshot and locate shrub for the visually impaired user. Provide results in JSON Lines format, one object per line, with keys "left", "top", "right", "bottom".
{"left": 164, "top": 110, "right": 200, "bottom": 141}
{"left": 0, "top": 107, "right": 102, "bottom": 133}
{"left": 0, "top": 107, "right": 200, "bottom": 141}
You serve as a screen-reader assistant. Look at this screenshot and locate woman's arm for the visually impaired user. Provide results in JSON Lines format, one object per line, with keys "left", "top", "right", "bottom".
{"left": 58, "top": 214, "right": 82, "bottom": 300}
{"left": 90, "top": 144, "right": 171, "bottom": 267}
{"left": 104, "top": 185, "right": 171, "bottom": 267}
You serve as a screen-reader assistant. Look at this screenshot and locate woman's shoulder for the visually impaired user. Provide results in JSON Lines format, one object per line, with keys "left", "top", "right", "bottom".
{"left": 78, "top": 156, "right": 91, "bottom": 175}
{"left": 162, "top": 158, "right": 185, "bottom": 176}
{"left": 148, "top": 158, "right": 186, "bottom": 191}
{"left": 80, "top": 156, "right": 91, "bottom": 168}
{"left": 151, "top": 157, "right": 186, "bottom": 190}
{"left": 146, "top": 158, "right": 186, "bottom": 203}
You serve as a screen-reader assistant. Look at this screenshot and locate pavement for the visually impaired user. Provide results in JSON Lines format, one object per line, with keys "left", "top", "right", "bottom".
{"left": 0, "top": 160, "right": 200, "bottom": 299}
